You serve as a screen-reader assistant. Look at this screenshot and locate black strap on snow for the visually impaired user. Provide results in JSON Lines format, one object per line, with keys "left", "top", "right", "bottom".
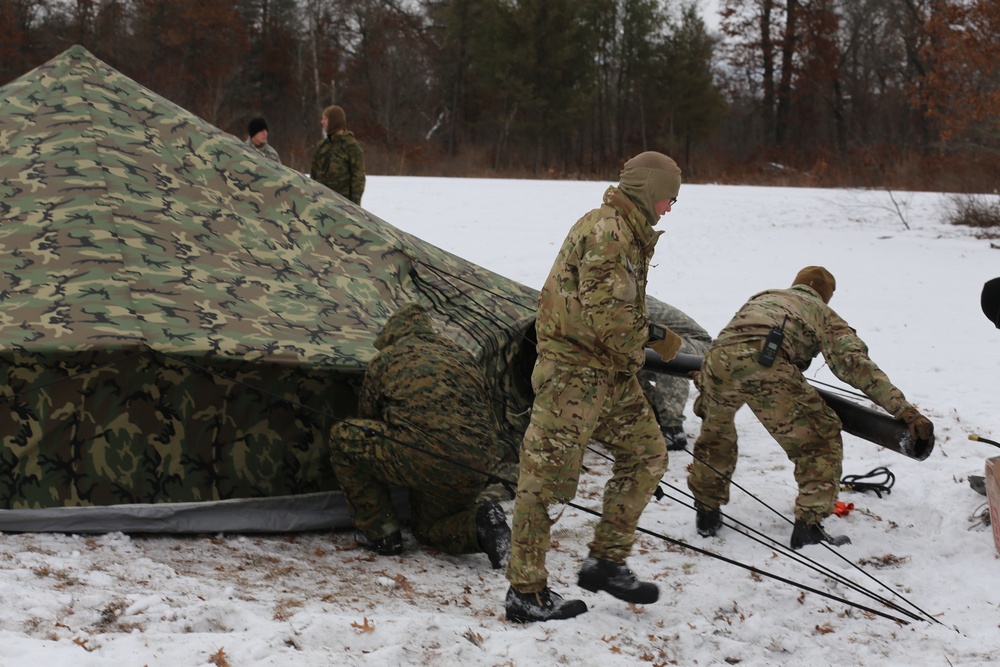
{"left": 841, "top": 466, "right": 895, "bottom": 498}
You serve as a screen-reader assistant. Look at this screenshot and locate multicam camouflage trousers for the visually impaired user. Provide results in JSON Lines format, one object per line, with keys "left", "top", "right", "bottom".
{"left": 638, "top": 299, "right": 713, "bottom": 430}
{"left": 506, "top": 358, "right": 668, "bottom": 593}
{"left": 687, "top": 342, "right": 844, "bottom": 524}
{"left": 329, "top": 420, "right": 487, "bottom": 554}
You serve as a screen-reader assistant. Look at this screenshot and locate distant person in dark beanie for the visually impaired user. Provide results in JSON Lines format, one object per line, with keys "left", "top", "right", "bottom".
{"left": 982, "top": 278, "right": 1000, "bottom": 328}
{"left": 688, "top": 266, "right": 934, "bottom": 550}
{"left": 245, "top": 117, "right": 280, "bottom": 163}
{"left": 310, "top": 104, "right": 366, "bottom": 205}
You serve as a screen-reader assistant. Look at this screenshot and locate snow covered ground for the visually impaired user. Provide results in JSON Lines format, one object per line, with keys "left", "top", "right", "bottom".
{"left": 1, "top": 176, "right": 998, "bottom": 666}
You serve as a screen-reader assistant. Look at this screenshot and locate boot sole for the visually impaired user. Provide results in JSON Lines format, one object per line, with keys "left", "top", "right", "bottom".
{"left": 506, "top": 603, "right": 588, "bottom": 623}
{"left": 577, "top": 575, "right": 659, "bottom": 605}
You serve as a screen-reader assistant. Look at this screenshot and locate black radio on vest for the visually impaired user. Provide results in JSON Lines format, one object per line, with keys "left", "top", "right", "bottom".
{"left": 758, "top": 315, "right": 788, "bottom": 367}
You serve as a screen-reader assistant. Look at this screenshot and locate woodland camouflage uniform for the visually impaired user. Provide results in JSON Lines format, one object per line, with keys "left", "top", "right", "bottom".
{"left": 329, "top": 304, "right": 503, "bottom": 554}
{"left": 310, "top": 131, "right": 366, "bottom": 205}
{"left": 506, "top": 155, "right": 680, "bottom": 596}
{"left": 688, "top": 276, "right": 922, "bottom": 524}
{"left": 639, "top": 296, "right": 712, "bottom": 432}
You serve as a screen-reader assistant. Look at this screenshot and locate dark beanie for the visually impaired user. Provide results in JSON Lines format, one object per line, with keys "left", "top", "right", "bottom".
{"left": 982, "top": 277, "right": 1000, "bottom": 328}
{"left": 248, "top": 117, "right": 268, "bottom": 137}
{"left": 324, "top": 105, "right": 347, "bottom": 133}
{"left": 792, "top": 266, "right": 836, "bottom": 304}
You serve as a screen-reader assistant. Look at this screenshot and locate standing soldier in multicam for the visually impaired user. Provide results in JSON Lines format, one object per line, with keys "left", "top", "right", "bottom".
{"left": 504, "top": 152, "right": 685, "bottom": 623}
{"left": 328, "top": 303, "right": 511, "bottom": 569}
{"left": 638, "top": 296, "right": 713, "bottom": 450}
{"left": 310, "top": 104, "right": 366, "bottom": 205}
{"left": 688, "top": 266, "right": 934, "bottom": 549}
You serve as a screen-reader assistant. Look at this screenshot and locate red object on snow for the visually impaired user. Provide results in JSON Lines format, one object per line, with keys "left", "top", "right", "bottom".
{"left": 833, "top": 501, "right": 855, "bottom": 517}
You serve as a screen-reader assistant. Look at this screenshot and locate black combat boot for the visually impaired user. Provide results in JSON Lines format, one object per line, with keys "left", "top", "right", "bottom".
{"left": 790, "top": 519, "right": 851, "bottom": 550}
{"left": 661, "top": 425, "right": 688, "bottom": 451}
{"left": 357, "top": 530, "right": 403, "bottom": 556}
{"left": 476, "top": 502, "right": 511, "bottom": 570}
{"left": 577, "top": 557, "right": 659, "bottom": 604}
{"left": 696, "top": 508, "right": 723, "bottom": 537}
{"left": 505, "top": 586, "right": 588, "bottom": 623}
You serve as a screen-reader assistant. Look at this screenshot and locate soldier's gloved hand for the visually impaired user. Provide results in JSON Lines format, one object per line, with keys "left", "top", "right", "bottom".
{"left": 647, "top": 326, "right": 683, "bottom": 362}
{"left": 898, "top": 407, "right": 934, "bottom": 441}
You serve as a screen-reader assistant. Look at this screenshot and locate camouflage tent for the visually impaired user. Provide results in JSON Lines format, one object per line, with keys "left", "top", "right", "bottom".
{"left": 0, "top": 46, "right": 538, "bottom": 532}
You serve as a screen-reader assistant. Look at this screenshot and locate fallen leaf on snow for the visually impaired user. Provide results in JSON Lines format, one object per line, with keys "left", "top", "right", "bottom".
{"left": 352, "top": 617, "right": 376, "bottom": 633}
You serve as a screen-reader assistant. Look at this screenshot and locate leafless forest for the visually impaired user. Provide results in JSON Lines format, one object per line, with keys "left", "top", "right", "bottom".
{"left": 2, "top": 0, "right": 998, "bottom": 190}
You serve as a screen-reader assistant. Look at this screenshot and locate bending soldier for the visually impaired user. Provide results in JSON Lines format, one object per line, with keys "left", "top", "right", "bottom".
{"left": 688, "top": 266, "right": 933, "bottom": 549}
{"left": 329, "top": 303, "right": 510, "bottom": 569}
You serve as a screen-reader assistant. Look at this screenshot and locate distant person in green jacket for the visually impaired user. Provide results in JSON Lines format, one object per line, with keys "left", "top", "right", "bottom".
{"left": 310, "top": 104, "right": 366, "bottom": 205}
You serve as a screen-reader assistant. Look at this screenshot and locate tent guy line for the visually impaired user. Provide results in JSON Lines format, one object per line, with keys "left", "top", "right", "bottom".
{"left": 587, "top": 444, "right": 939, "bottom": 626}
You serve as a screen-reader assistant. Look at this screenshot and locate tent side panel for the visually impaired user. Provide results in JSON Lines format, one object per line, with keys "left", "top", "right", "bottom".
{"left": 0, "top": 350, "right": 356, "bottom": 509}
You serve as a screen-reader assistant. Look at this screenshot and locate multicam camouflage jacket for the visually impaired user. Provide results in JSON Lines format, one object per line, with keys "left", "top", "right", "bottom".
{"left": 713, "top": 284, "right": 914, "bottom": 418}
{"left": 245, "top": 136, "right": 280, "bottom": 163}
{"left": 310, "top": 131, "right": 366, "bottom": 205}
{"left": 359, "top": 304, "right": 503, "bottom": 470}
{"left": 535, "top": 186, "right": 663, "bottom": 374}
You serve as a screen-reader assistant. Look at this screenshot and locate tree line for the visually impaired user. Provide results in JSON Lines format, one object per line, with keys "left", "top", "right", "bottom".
{"left": 2, "top": 0, "right": 997, "bottom": 190}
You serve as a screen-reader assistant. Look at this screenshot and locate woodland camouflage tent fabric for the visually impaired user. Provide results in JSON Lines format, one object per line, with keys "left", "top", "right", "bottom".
{"left": 0, "top": 46, "right": 538, "bottom": 531}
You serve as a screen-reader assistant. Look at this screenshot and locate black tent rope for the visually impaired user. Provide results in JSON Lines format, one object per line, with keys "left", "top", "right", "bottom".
{"left": 409, "top": 257, "right": 539, "bottom": 315}
{"left": 585, "top": 445, "right": 935, "bottom": 625}
{"left": 841, "top": 467, "right": 895, "bottom": 498}
{"left": 157, "top": 349, "right": 925, "bottom": 626}
{"left": 648, "top": 472, "right": 937, "bottom": 621}
{"left": 655, "top": 444, "right": 942, "bottom": 626}
{"left": 570, "top": 499, "right": 915, "bottom": 626}
{"left": 406, "top": 257, "right": 539, "bottom": 347}
{"left": 408, "top": 269, "right": 506, "bottom": 365}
